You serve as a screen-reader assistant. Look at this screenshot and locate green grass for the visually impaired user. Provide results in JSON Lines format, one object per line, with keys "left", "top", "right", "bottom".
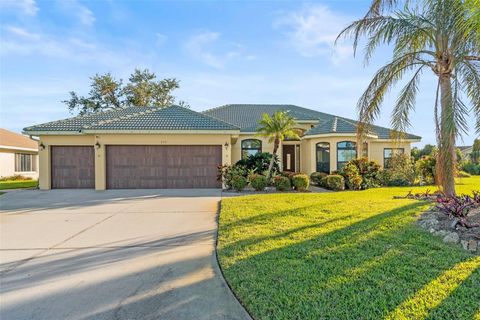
{"left": 0, "top": 180, "right": 38, "bottom": 190}
{"left": 218, "top": 177, "right": 480, "bottom": 320}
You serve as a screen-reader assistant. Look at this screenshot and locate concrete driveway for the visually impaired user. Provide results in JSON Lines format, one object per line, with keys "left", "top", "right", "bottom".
{"left": 0, "top": 189, "right": 251, "bottom": 320}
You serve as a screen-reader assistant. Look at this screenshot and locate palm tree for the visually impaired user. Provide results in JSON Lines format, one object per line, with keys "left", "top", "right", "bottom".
{"left": 338, "top": 0, "right": 480, "bottom": 197}
{"left": 256, "top": 111, "right": 299, "bottom": 180}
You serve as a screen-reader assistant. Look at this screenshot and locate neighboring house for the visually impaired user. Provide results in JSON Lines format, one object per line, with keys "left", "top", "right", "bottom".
{"left": 457, "top": 146, "right": 473, "bottom": 160}
{"left": 23, "top": 104, "right": 421, "bottom": 190}
{"left": 0, "top": 128, "right": 39, "bottom": 179}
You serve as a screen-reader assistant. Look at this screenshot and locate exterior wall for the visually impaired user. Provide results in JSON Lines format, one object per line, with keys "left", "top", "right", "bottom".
{"left": 369, "top": 140, "right": 412, "bottom": 168}
{"left": 38, "top": 133, "right": 232, "bottom": 190}
{"left": 0, "top": 148, "right": 39, "bottom": 179}
{"left": 302, "top": 135, "right": 413, "bottom": 175}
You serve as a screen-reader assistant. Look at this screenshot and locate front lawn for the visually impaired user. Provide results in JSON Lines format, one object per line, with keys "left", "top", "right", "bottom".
{"left": 218, "top": 177, "right": 480, "bottom": 320}
{"left": 0, "top": 180, "right": 38, "bottom": 190}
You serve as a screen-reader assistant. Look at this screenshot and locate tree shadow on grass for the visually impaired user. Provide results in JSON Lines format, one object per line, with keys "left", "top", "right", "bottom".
{"left": 218, "top": 202, "right": 479, "bottom": 320}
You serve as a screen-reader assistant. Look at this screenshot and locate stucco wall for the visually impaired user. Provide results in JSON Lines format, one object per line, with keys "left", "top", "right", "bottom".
{"left": 302, "top": 135, "right": 413, "bottom": 174}
{"left": 38, "top": 133, "right": 232, "bottom": 190}
{"left": 0, "top": 148, "right": 39, "bottom": 179}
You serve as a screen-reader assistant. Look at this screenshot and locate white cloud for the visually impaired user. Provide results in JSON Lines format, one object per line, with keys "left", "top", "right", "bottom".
{"left": 273, "top": 4, "right": 353, "bottom": 63}
{"left": 0, "top": 25, "right": 140, "bottom": 67}
{"left": 183, "top": 31, "right": 254, "bottom": 68}
{"left": 59, "top": 0, "right": 95, "bottom": 27}
{"left": 184, "top": 31, "right": 224, "bottom": 68}
{"left": 0, "top": 0, "right": 39, "bottom": 16}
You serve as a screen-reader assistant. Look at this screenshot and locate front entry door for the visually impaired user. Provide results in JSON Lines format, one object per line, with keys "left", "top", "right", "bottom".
{"left": 282, "top": 145, "right": 296, "bottom": 172}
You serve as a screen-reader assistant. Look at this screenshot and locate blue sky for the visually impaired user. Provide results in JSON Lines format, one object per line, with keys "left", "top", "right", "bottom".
{"left": 0, "top": 0, "right": 477, "bottom": 146}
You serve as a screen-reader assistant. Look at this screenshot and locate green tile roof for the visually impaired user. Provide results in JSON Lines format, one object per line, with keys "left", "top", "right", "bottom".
{"left": 203, "top": 104, "right": 421, "bottom": 140}
{"left": 24, "top": 105, "right": 239, "bottom": 133}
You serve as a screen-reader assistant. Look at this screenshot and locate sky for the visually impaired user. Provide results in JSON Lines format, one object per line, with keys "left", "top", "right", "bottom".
{"left": 0, "top": 0, "right": 478, "bottom": 147}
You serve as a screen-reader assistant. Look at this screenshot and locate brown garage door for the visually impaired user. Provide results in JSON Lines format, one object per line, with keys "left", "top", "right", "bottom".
{"left": 51, "top": 146, "right": 95, "bottom": 189}
{"left": 106, "top": 145, "right": 222, "bottom": 189}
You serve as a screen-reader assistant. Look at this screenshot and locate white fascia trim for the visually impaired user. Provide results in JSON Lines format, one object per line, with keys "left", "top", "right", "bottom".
{"left": 371, "top": 138, "right": 422, "bottom": 143}
{"left": 81, "top": 129, "right": 241, "bottom": 134}
{"left": 23, "top": 131, "right": 83, "bottom": 136}
{"left": 0, "top": 145, "right": 38, "bottom": 152}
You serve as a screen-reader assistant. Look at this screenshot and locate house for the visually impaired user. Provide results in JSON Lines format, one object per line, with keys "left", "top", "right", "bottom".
{"left": 458, "top": 146, "right": 473, "bottom": 160}
{"left": 0, "top": 128, "right": 39, "bottom": 179}
{"left": 23, "top": 104, "right": 421, "bottom": 190}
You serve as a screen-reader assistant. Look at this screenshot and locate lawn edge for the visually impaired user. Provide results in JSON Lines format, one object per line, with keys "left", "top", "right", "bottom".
{"left": 215, "top": 195, "right": 255, "bottom": 320}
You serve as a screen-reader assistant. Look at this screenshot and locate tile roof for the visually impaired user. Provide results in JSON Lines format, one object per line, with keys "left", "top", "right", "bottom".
{"left": 24, "top": 105, "right": 239, "bottom": 133}
{"left": 0, "top": 128, "right": 38, "bottom": 150}
{"left": 203, "top": 104, "right": 421, "bottom": 140}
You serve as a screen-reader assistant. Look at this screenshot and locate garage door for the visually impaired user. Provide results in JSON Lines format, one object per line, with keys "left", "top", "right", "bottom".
{"left": 51, "top": 146, "right": 95, "bottom": 189}
{"left": 106, "top": 145, "right": 222, "bottom": 189}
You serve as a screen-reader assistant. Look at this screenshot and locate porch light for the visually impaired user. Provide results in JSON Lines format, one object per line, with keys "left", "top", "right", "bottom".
{"left": 39, "top": 142, "right": 45, "bottom": 150}
{"left": 95, "top": 142, "right": 101, "bottom": 149}
{"left": 224, "top": 142, "right": 229, "bottom": 150}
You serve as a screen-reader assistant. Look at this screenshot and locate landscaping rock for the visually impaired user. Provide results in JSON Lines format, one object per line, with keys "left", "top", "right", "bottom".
{"left": 467, "top": 240, "right": 478, "bottom": 252}
{"left": 461, "top": 240, "right": 469, "bottom": 251}
{"left": 434, "top": 230, "right": 448, "bottom": 237}
{"left": 443, "top": 232, "right": 459, "bottom": 244}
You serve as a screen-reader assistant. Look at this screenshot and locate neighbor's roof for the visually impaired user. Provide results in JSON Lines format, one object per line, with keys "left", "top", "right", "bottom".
{"left": 23, "top": 105, "right": 239, "bottom": 134}
{"left": 203, "top": 104, "right": 421, "bottom": 140}
{"left": 0, "top": 128, "right": 38, "bottom": 150}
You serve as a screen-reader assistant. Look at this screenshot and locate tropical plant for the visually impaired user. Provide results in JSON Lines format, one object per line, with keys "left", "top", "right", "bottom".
{"left": 341, "top": 162, "right": 363, "bottom": 190}
{"left": 63, "top": 68, "right": 181, "bottom": 115}
{"left": 236, "top": 152, "right": 280, "bottom": 174}
{"left": 415, "top": 155, "right": 437, "bottom": 184}
{"left": 256, "top": 111, "right": 299, "bottom": 180}
{"left": 231, "top": 175, "right": 248, "bottom": 192}
{"left": 338, "top": 0, "right": 480, "bottom": 197}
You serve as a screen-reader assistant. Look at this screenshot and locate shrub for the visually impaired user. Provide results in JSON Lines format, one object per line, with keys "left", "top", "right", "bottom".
{"left": 415, "top": 155, "right": 436, "bottom": 184}
{"left": 274, "top": 176, "right": 291, "bottom": 191}
{"left": 384, "top": 154, "right": 415, "bottom": 186}
{"left": 351, "top": 158, "right": 382, "bottom": 189}
{"left": 0, "top": 174, "right": 32, "bottom": 181}
{"left": 341, "top": 162, "right": 362, "bottom": 190}
{"left": 217, "top": 164, "right": 247, "bottom": 189}
{"left": 310, "top": 172, "right": 328, "bottom": 186}
{"left": 292, "top": 174, "right": 309, "bottom": 191}
{"left": 323, "top": 175, "right": 345, "bottom": 191}
{"left": 250, "top": 174, "right": 268, "bottom": 191}
{"left": 462, "top": 162, "right": 480, "bottom": 175}
{"left": 231, "top": 175, "right": 248, "bottom": 192}
{"left": 236, "top": 152, "right": 280, "bottom": 174}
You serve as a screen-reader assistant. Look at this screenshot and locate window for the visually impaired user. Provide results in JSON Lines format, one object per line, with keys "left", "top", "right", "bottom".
{"left": 383, "top": 148, "right": 404, "bottom": 168}
{"left": 241, "top": 139, "right": 262, "bottom": 159}
{"left": 362, "top": 142, "right": 368, "bottom": 158}
{"left": 316, "top": 142, "right": 330, "bottom": 173}
{"left": 337, "top": 141, "right": 357, "bottom": 170}
{"left": 15, "top": 154, "right": 36, "bottom": 172}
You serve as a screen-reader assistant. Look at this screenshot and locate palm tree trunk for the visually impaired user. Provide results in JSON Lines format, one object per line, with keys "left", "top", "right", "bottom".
{"left": 267, "top": 138, "right": 279, "bottom": 181}
{"left": 437, "top": 75, "right": 456, "bottom": 197}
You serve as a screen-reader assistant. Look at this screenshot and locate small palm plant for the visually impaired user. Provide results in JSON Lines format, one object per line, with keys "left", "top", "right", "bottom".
{"left": 338, "top": 0, "right": 480, "bottom": 197}
{"left": 256, "top": 111, "right": 299, "bottom": 180}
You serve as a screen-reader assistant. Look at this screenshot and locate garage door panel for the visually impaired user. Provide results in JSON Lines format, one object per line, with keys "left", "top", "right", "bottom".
{"left": 51, "top": 146, "right": 95, "bottom": 189}
{"left": 106, "top": 145, "right": 221, "bottom": 189}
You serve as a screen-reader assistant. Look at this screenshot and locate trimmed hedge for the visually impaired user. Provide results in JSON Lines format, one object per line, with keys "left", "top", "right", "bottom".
{"left": 323, "top": 175, "right": 345, "bottom": 191}
{"left": 310, "top": 172, "right": 327, "bottom": 186}
{"left": 274, "top": 176, "right": 291, "bottom": 191}
{"left": 292, "top": 174, "right": 309, "bottom": 191}
{"left": 250, "top": 174, "right": 268, "bottom": 191}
